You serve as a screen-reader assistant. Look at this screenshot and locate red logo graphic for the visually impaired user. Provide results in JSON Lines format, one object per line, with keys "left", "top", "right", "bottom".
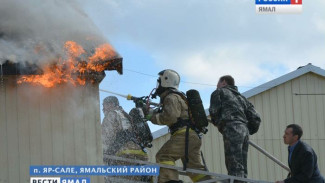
{"left": 291, "top": 0, "right": 302, "bottom": 4}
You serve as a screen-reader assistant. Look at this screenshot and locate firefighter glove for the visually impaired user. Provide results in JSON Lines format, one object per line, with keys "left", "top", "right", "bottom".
{"left": 145, "top": 108, "right": 154, "bottom": 120}
{"left": 145, "top": 114, "right": 152, "bottom": 121}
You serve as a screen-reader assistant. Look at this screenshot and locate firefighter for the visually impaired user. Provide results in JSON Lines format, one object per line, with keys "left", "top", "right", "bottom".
{"left": 146, "top": 69, "right": 212, "bottom": 183}
{"left": 101, "top": 96, "right": 150, "bottom": 183}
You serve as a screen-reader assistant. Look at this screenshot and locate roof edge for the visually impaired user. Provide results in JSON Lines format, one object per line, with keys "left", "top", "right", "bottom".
{"left": 242, "top": 63, "right": 325, "bottom": 98}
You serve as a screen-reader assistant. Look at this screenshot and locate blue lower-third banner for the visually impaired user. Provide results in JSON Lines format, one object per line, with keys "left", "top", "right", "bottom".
{"left": 30, "top": 165, "right": 160, "bottom": 176}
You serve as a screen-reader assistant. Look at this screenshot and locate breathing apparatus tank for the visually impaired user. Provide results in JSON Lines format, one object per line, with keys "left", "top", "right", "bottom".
{"left": 186, "top": 89, "right": 208, "bottom": 134}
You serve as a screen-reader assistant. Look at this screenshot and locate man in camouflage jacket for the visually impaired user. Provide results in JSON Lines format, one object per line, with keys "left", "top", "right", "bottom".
{"left": 209, "top": 75, "right": 257, "bottom": 182}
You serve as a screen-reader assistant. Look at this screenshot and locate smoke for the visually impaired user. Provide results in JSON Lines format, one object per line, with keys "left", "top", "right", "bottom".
{"left": 0, "top": 0, "right": 108, "bottom": 65}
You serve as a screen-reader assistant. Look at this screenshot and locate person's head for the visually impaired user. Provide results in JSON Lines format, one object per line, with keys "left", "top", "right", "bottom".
{"left": 217, "top": 75, "right": 235, "bottom": 88}
{"left": 153, "top": 69, "right": 180, "bottom": 97}
{"left": 103, "top": 96, "right": 119, "bottom": 112}
{"left": 283, "top": 124, "right": 303, "bottom": 146}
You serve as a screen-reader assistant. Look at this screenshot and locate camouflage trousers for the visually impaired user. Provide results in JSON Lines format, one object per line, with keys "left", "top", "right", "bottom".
{"left": 156, "top": 128, "right": 212, "bottom": 183}
{"left": 222, "top": 122, "right": 249, "bottom": 183}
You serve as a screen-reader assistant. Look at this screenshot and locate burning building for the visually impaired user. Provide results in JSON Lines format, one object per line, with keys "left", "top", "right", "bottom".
{"left": 0, "top": 0, "right": 123, "bottom": 182}
{"left": 0, "top": 46, "right": 122, "bottom": 183}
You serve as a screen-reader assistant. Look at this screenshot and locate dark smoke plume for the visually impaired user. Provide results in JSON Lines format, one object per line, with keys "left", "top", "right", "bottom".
{"left": 0, "top": 0, "right": 109, "bottom": 65}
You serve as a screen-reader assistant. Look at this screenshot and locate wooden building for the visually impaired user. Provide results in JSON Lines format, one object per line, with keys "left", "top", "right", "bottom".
{"left": 148, "top": 63, "right": 325, "bottom": 182}
{"left": 0, "top": 59, "right": 122, "bottom": 183}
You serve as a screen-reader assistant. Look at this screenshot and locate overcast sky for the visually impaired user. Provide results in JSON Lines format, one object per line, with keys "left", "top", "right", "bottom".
{"left": 79, "top": 0, "right": 325, "bottom": 132}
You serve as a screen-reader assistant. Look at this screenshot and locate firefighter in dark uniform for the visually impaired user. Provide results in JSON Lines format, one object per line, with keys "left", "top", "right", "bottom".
{"left": 101, "top": 96, "right": 150, "bottom": 183}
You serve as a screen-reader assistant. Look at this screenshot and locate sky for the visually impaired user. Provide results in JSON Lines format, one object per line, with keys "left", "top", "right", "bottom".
{"left": 2, "top": 0, "right": 323, "bottom": 132}
{"left": 76, "top": 0, "right": 325, "bottom": 132}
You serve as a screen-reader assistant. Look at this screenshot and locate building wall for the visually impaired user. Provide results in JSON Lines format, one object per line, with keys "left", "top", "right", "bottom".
{"left": 147, "top": 72, "right": 325, "bottom": 182}
{"left": 0, "top": 76, "right": 104, "bottom": 183}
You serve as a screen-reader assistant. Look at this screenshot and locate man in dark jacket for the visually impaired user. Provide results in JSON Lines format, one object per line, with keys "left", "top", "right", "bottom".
{"left": 209, "top": 75, "right": 259, "bottom": 182}
{"left": 275, "top": 124, "right": 325, "bottom": 183}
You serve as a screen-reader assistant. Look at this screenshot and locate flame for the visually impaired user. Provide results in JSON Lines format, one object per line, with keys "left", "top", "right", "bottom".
{"left": 65, "top": 41, "right": 85, "bottom": 58}
{"left": 17, "top": 41, "right": 116, "bottom": 87}
{"left": 88, "top": 44, "right": 115, "bottom": 72}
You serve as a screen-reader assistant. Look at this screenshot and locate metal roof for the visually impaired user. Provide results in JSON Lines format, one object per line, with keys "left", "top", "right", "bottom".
{"left": 242, "top": 63, "right": 325, "bottom": 98}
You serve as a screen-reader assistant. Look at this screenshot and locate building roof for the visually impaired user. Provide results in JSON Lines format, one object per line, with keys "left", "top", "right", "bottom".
{"left": 242, "top": 63, "right": 325, "bottom": 98}
{"left": 151, "top": 63, "right": 325, "bottom": 139}
{"left": 1, "top": 58, "right": 123, "bottom": 76}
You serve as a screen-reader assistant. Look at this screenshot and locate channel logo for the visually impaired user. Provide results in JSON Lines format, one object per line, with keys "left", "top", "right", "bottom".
{"left": 256, "top": 0, "right": 302, "bottom": 14}
{"left": 30, "top": 177, "right": 90, "bottom": 183}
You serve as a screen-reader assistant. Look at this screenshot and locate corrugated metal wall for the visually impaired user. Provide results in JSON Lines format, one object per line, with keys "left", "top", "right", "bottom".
{"left": 148, "top": 72, "right": 325, "bottom": 182}
{"left": 0, "top": 76, "right": 104, "bottom": 183}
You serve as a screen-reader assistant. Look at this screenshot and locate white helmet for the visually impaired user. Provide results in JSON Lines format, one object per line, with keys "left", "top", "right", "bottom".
{"left": 157, "top": 69, "right": 180, "bottom": 89}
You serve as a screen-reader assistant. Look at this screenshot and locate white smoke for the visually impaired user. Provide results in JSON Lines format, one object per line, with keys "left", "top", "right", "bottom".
{"left": 0, "top": 0, "right": 108, "bottom": 64}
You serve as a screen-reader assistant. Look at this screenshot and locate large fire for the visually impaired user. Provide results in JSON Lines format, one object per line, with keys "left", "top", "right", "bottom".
{"left": 17, "top": 41, "right": 116, "bottom": 87}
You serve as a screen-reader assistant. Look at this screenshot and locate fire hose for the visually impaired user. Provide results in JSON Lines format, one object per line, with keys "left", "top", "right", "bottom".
{"left": 99, "top": 89, "right": 160, "bottom": 107}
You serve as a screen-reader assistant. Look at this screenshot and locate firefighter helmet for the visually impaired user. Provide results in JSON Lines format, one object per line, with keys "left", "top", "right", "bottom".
{"left": 153, "top": 69, "right": 180, "bottom": 97}
{"left": 158, "top": 69, "right": 180, "bottom": 89}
